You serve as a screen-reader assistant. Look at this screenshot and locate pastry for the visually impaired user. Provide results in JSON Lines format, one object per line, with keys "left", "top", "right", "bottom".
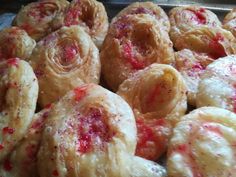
{"left": 117, "top": 64, "right": 187, "bottom": 160}
{"left": 101, "top": 14, "right": 175, "bottom": 91}
{"left": 174, "top": 26, "right": 236, "bottom": 59}
{"left": 0, "top": 27, "right": 36, "bottom": 61}
{"left": 169, "top": 6, "right": 221, "bottom": 46}
{"left": 13, "top": 0, "right": 69, "bottom": 41}
{"left": 167, "top": 107, "right": 236, "bottom": 177}
{"left": 196, "top": 55, "right": 236, "bottom": 113}
{"left": 112, "top": 1, "right": 170, "bottom": 32}
{"left": 52, "top": 0, "right": 108, "bottom": 48}
{"left": 0, "top": 58, "right": 38, "bottom": 162}
{"left": 37, "top": 84, "right": 166, "bottom": 177}
{"left": 29, "top": 26, "right": 100, "bottom": 107}
{"left": 223, "top": 8, "right": 236, "bottom": 37}
{"left": 0, "top": 106, "right": 51, "bottom": 177}
{"left": 174, "top": 49, "right": 214, "bottom": 106}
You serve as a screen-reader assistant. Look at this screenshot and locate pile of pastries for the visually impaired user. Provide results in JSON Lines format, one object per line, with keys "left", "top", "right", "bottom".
{"left": 1, "top": 0, "right": 236, "bottom": 176}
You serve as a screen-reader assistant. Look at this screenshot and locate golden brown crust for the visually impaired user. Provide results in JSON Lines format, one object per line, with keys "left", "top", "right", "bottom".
{"left": 167, "top": 107, "right": 236, "bottom": 177}
{"left": 37, "top": 84, "right": 166, "bottom": 177}
{"left": 0, "top": 27, "right": 36, "bottom": 61}
{"left": 52, "top": 0, "right": 109, "bottom": 48}
{"left": 117, "top": 64, "right": 187, "bottom": 160}
{"left": 0, "top": 58, "right": 38, "bottom": 162}
{"left": 174, "top": 49, "right": 214, "bottom": 106}
{"left": 174, "top": 26, "right": 236, "bottom": 59}
{"left": 13, "top": 0, "right": 69, "bottom": 41}
{"left": 169, "top": 6, "right": 221, "bottom": 46}
{"left": 29, "top": 26, "right": 100, "bottom": 107}
{"left": 223, "top": 8, "right": 236, "bottom": 37}
{"left": 112, "top": 1, "right": 170, "bottom": 32}
{"left": 101, "top": 14, "right": 175, "bottom": 91}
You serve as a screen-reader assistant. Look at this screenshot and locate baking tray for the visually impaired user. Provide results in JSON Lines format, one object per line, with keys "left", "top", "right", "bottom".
{"left": 103, "top": 0, "right": 236, "bottom": 20}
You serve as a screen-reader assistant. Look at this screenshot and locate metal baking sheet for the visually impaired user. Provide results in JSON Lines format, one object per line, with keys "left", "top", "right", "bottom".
{"left": 103, "top": 0, "right": 236, "bottom": 20}
{"left": 0, "top": 0, "right": 235, "bottom": 29}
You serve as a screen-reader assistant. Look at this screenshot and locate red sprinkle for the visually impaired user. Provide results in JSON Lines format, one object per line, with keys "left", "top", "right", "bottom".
{"left": 0, "top": 144, "right": 4, "bottom": 150}
{"left": 74, "top": 86, "right": 87, "bottom": 102}
{"left": 44, "top": 103, "right": 52, "bottom": 109}
{"left": 175, "top": 144, "right": 188, "bottom": 154}
{"left": 3, "top": 159, "right": 12, "bottom": 171}
{"left": 188, "top": 8, "right": 206, "bottom": 24}
{"left": 7, "top": 58, "right": 19, "bottom": 67}
{"left": 122, "top": 41, "right": 146, "bottom": 70}
{"left": 2, "top": 127, "right": 15, "bottom": 134}
{"left": 77, "top": 108, "right": 114, "bottom": 153}
{"left": 34, "top": 69, "right": 44, "bottom": 78}
{"left": 203, "top": 123, "right": 223, "bottom": 136}
{"left": 52, "top": 170, "right": 59, "bottom": 176}
{"left": 31, "top": 111, "right": 50, "bottom": 130}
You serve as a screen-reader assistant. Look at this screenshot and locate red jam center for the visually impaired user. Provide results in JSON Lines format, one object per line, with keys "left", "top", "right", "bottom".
{"left": 77, "top": 108, "right": 114, "bottom": 153}
{"left": 122, "top": 41, "right": 146, "bottom": 70}
{"left": 28, "top": 2, "right": 56, "bottom": 20}
{"left": 187, "top": 8, "right": 206, "bottom": 24}
{"left": 135, "top": 118, "right": 169, "bottom": 160}
{"left": 209, "top": 33, "right": 227, "bottom": 59}
{"left": 58, "top": 42, "right": 79, "bottom": 66}
{"left": 65, "top": 5, "right": 81, "bottom": 26}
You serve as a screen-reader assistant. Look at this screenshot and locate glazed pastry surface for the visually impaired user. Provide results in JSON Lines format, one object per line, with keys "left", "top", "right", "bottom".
{"left": 101, "top": 14, "right": 174, "bottom": 91}
{"left": 174, "top": 26, "right": 236, "bottom": 59}
{"left": 29, "top": 26, "right": 100, "bottom": 107}
{"left": 0, "top": 27, "right": 36, "bottom": 60}
{"left": 223, "top": 8, "right": 236, "bottom": 37}
{"left": 112, "top": 1, "right": 170, "bottom": 32}
{"left": 0, "top": 107, "right": 51, "bottom": 177}
{"left": 13, "top": 0, "right": 69, "bottom": 41}
{"left": 196, "top": 55, "right": 236, "bottom": 113}
{"left": 169, "top": 6, "right": 221, "bottom": 46}
{"left": 52, "top": 0, "right": 108, "bottom": 48}
{"left": 117, "top": 64, "right": 187, "bottom": 160}
{"left": 0, "top": 58, "right": 38, "bottom": 162}
{"left": 167, "top": 107, "right": 236, "bottom": 177}
{"left": 174, "top": 49, "right": 214, "bottom": 106}
{"left": 37, "top": 84, "right": 166, "bottom": 177}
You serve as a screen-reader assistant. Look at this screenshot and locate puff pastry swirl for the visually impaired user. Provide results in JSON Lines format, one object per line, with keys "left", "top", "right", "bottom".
{"left": 0, "top": 27, "right": 36, "bottom": 61}
{"left": 117, "top": 64, "right": 187, "bottom": 160}
{"left": 101, "top": 14, "right": 175, "bottom": 91}
{"left": 29, "top": 26, "right": 100, "bottom": 107}
{"left": 0, "top": 58, "right": 38, "bottom": 162}
{"left": 196, "top": 55, "right": 236, "bottom": 113}
{"left": 13, "top": 0, "right": 69, "bottom": 41}
{"left": 168, "top": 107, "right": 236, "bottom": 177}
{"left": 37, "top": 84, "right": 166, "bottom": 177}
